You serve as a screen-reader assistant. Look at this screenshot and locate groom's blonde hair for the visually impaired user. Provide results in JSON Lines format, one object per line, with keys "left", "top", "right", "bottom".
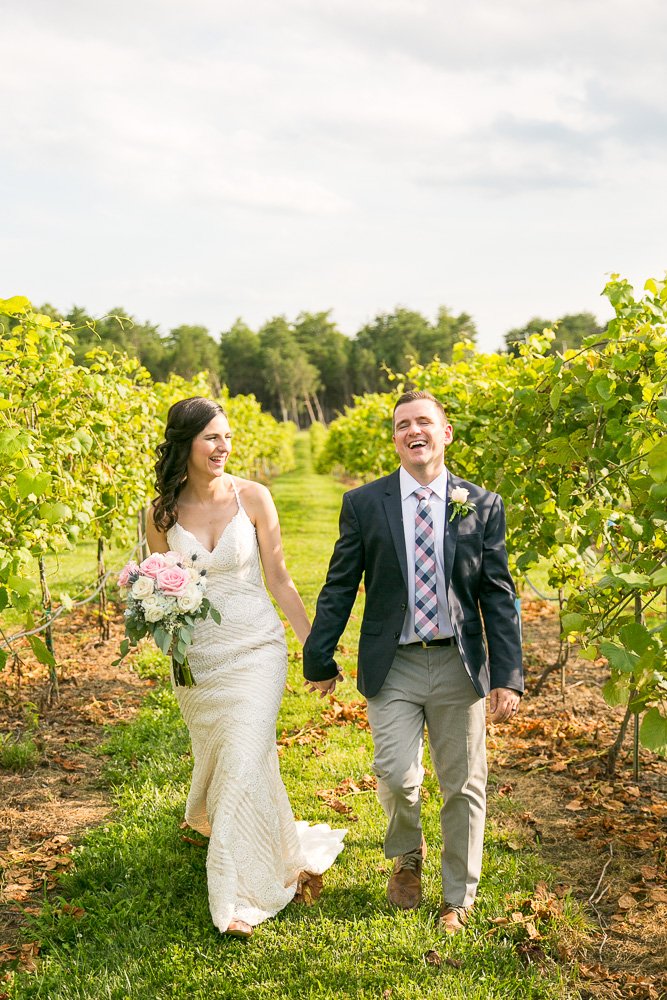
{"left": 392, "top": 390, "right": 448, "bottom": 429}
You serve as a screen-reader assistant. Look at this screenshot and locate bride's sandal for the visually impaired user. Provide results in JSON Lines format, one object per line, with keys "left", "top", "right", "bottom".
{"left": 224, "top": 919, "right": 253, "bottom": 939}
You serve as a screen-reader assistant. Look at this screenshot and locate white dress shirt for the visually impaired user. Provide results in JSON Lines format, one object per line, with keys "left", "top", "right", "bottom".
{"left": 399, "top": 466, "right": 454, "bottom": 643}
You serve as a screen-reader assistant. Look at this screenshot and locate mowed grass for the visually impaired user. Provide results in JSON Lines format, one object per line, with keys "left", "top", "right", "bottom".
{"left": 9, "top": 436, "right": 583, "bottom": 1000}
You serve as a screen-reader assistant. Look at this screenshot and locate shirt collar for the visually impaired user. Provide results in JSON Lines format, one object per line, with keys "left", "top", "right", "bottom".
{"left": 399, "top": 466, "right": 448, "bottom": 501}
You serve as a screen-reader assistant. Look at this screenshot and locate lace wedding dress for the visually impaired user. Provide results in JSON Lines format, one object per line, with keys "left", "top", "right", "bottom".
{"left": 166, "top": 482, "right": 345, "bottom": 932}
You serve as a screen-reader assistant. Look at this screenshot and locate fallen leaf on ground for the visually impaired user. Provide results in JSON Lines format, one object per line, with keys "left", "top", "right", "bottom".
{"left": 293, "top": 871, "right": 324, "bottom": 905}
{"left": 49, "top": 754, "right": 85, "bottom": 771}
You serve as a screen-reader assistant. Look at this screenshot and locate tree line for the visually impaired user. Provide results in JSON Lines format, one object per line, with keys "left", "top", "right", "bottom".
{"left": 32, "top": 302, "right": 604, "bottom": 424}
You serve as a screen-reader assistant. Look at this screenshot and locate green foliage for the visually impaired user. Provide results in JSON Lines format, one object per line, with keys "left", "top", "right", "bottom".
{"left": 354, "top": 307, "right": 477, "bottom": 393}
{"left": 503, "top": 311, "right": 606, "bottom": 356}
{"left": 218, "top": 319, "right": 262, "bottom": 396}
{"left": 316, "top": 393, "right": 396, "bottom": 478}
{"left": 165, "top": 325, "right": 221, "bottom": 384}
{"left": 308, "top": 420, "right": 328, "bottom": 466}
{"left": 293, "top": 311, "right": 352, "bottom": 416}
{"left": 0, "top": 731, "right": 40, "bottom": 770}
{"left": 0, "top": 297, "right": 295, "bottom": 658}
{"left": 317, "top": 275, "right": 667, "bottom": 752}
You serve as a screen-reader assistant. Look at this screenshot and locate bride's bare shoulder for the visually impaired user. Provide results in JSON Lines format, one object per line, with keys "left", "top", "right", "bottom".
{"left": 233, "top": 477, "right": 273, "bottom": 515}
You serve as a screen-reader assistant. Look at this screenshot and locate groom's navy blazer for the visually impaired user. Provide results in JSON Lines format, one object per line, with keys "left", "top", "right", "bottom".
{"left": 303, "top": 468, "right": 523, "bottom": 700}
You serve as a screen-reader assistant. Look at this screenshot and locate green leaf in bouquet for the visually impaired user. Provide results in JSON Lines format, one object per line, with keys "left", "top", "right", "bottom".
{"left": 154, "top": 625, "right": 172, "bottom": 656}
{"left": 172, "top": 645, "right": 185, "bottom": 664}
{"left": 127, "top": 620, "right": 148, "bottom": 642}
{"left": 179, "top": 626, "right": 192, "bottom": 646}
{"left": 119, "top": 638, "right": 130, "bottom": 657}
{"left": 209, "top": 607, "right": 221, "bottom": 625}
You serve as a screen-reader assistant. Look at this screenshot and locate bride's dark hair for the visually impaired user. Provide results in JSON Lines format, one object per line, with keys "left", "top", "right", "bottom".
{"left": 152, "top": 396, "right": 227, "bottom": 532}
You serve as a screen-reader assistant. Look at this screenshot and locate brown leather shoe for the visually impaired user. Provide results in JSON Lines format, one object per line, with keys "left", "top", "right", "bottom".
{"left": 438, "top": 904, "right": 470, "bottom": 935}
{"left": 387, "top": 839, "right": 427, "bottom": 910}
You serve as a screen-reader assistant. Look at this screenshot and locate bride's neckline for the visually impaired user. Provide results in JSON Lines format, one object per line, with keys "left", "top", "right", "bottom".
{"left": 174, "top": 510, "right": 244, "bottom": 556}
{"left": 174, "top": 481, "right": 245, "bottom": 555}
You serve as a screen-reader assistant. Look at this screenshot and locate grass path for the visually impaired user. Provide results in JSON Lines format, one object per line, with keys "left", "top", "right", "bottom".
{"left": 9, "top": 436, "right": 582, "bottom": 999}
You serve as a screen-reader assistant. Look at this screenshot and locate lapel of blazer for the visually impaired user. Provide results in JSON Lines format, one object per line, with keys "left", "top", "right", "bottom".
{"left": 444, "top": 469, "right": 460, "bottom": 592}
{"left": 382, "top": 469, "right": 408, "bottom": 588}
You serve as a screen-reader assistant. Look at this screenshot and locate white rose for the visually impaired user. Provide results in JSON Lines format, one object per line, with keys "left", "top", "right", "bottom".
{"left": 188, "top": 567, "right": 201, "bottom": 583}
{"left": 177, "top": 584, "right": 204, "bottom": 613}
{"left": 164, "top": 551, "right": 183, "bottom": 567}
{"left": 142, "top": 596, "right": 166, "bottom": 622}
{"left": 451, "top": 487, "right": 470, "bottom": 504}
{"left": 131, "top": 575, "right": 155, "bottom": 600}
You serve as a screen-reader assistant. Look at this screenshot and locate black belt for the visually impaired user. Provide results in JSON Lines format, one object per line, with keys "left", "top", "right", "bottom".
{"left": 399, "top": 637, "right": 455, "bottom": 649}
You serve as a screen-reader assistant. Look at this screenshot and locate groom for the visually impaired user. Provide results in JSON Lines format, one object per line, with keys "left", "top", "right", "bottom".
{"left": 303, "top": 390, "right": 523, "bottom": 933}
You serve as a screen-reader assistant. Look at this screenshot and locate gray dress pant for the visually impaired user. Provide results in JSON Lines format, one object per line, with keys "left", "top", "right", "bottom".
{"left": 366, "top": 643, "right": 487, "bottom": 908}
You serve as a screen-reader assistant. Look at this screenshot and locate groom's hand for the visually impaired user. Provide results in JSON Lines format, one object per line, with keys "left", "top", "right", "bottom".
{"left": 304, "top": 674, "right": 343, "bottom": 699}
{"left": 488, "top": 687, "right": 521, "bottom": 723}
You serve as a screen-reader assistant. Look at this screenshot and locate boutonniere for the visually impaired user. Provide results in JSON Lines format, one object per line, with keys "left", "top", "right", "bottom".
{"left": 449, "top": 486, "right": 476, "bottom": 522}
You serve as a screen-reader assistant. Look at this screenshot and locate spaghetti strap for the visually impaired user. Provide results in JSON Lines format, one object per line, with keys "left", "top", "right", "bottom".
{"left": 230, "top": 477, "right": 243, "bottom": 511}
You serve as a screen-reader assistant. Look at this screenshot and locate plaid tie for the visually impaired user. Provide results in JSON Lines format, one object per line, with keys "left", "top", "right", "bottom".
{"left": 414, "top": 487, "right": 439, "bottom": 641}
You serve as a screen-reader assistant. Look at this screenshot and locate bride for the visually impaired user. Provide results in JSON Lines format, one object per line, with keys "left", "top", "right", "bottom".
{"left": 146, "top": 396, "right": 345, "bottom": 938}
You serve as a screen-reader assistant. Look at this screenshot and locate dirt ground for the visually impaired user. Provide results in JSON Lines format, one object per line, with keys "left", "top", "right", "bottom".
{"left": 0, "top": 609, "right": 156, "bottom": 974}
{"left": 489, "top": 600, "right": 666, "bottom": 999}
{"left": 0, "top": 601, "right": 665, "bottom": 998}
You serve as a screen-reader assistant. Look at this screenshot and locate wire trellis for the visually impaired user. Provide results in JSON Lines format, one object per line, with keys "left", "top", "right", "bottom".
{"left": 0, "top": 536, "right": 146, "bottom": 651}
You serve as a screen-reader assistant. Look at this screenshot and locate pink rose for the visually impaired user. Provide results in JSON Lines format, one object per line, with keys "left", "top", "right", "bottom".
{"left": 118, "top": 561, "right": 140, "bottom": 588}
{"left": 139, "top": 553, "right": 167, "bottom": 579}
{"left": 156, "top": 565, "right": 190, "bottom": 596}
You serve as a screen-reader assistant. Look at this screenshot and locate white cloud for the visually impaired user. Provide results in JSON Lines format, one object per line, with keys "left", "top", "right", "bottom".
{"left": 1, "top": 0, "right": 666, "bottom": 348}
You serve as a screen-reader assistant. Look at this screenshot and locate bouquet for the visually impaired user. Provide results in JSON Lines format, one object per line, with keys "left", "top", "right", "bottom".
{"left": 115, "top": 551, "right": 221, "bottom": 686}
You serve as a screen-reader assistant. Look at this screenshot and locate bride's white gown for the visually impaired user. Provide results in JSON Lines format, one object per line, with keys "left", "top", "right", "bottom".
{"left": 167, "top": 483, "right": 345, "bottom": 932}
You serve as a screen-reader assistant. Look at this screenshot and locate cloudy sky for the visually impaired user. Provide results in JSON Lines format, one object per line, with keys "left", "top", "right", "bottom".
{"left": 2, "top": 0, "right": 666, "bottom": 350}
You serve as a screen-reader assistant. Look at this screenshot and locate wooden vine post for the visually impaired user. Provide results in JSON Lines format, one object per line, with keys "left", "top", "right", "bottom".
{"left": 38, "top": 555, "right": 58, "bottom": 702}
{"left": 97, "top": 537, "right": 110, "bottom": 642}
